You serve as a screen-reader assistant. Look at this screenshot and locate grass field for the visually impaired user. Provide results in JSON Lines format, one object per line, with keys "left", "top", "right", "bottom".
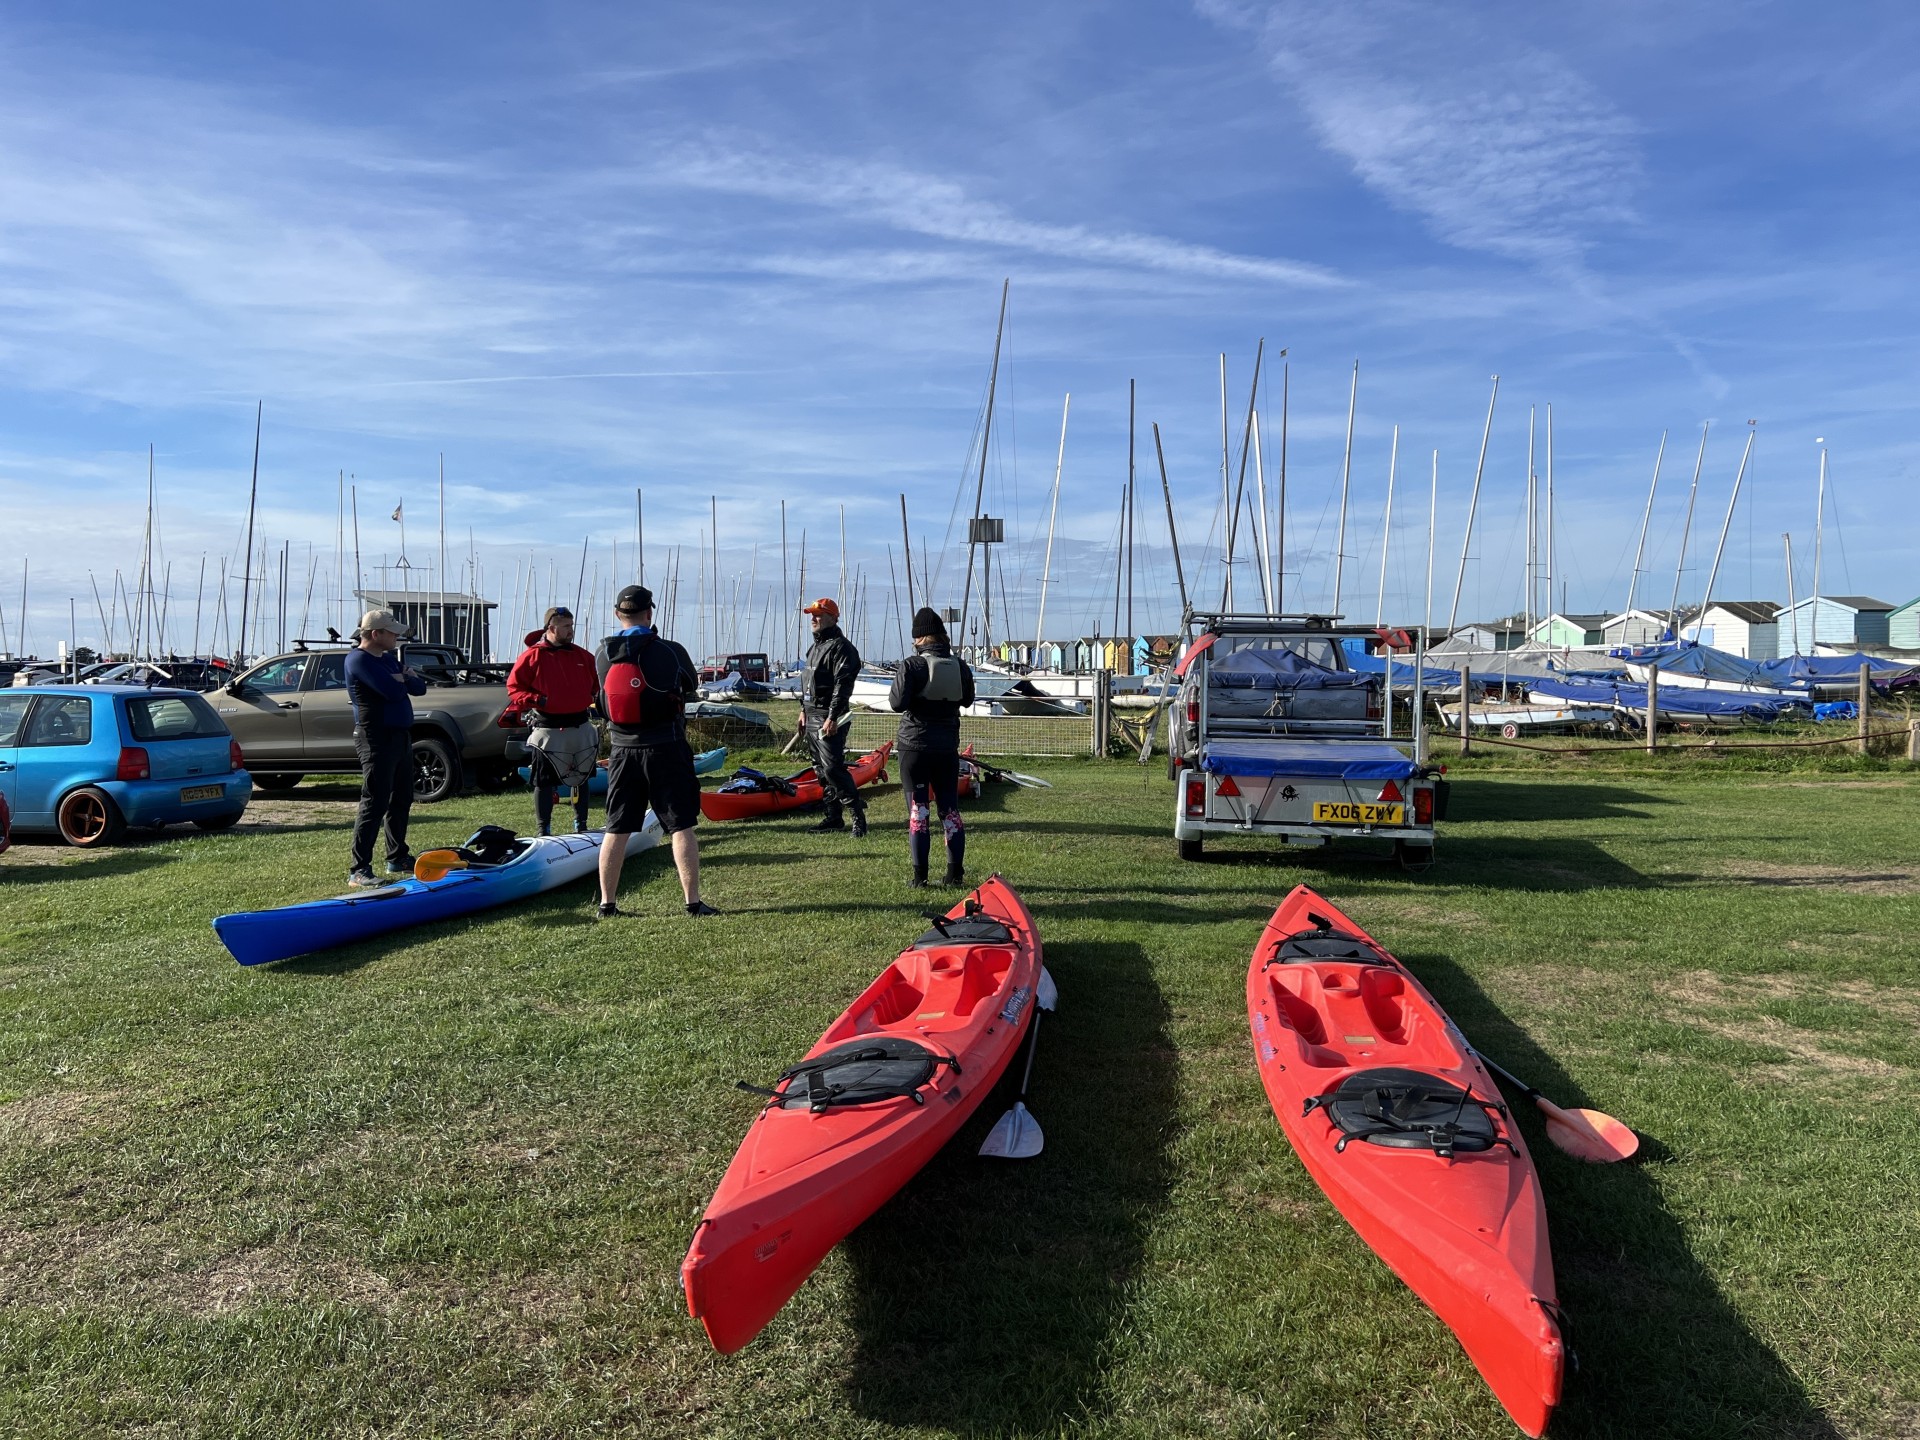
{"left": 3, "top": 744, "right": 1918, "bottom": 1439}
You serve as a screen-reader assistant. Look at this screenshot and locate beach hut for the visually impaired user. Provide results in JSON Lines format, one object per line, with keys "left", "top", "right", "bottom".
{"left": 1529, "top": 613, "right": 1611, "bottom": 649}
{"left": 1602, "top": 609, "right": 1671, "bottom": 648}
{"left": 1683, "top": 601, "right": 1781, "bottom": 660}
{"left": 1776, "top": 596, "right": 1895, "bottom": 652}
{"left": 1435, "top": 621, "right": 1526, "bottom": 653}
{"left": 1888, "top": 596, "right": 1920, "bottom": 651}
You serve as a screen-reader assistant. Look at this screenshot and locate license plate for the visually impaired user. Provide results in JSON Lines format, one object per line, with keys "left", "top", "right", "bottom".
{"left": 180, "top": 784, "right": 224, "bottom": 803}
{"left": 1312, "top": 801, "right": 1403, "bottom": 825}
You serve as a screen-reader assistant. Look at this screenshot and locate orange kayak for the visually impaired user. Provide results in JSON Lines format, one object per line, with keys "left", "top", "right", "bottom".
{"left": 699, "top": 739, "right": 893, "bottom": 822}
{"left": 1247, "top": 886, "right": 1564, "bottom": 1436}
{"left": 682, "top": 875, "right": 1043, "bottom": 1353}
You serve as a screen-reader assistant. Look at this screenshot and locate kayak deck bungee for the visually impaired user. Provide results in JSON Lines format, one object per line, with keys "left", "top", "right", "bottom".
{"left": 212, "top": 820, "right": 662, "bottom": 966}
{"left": 700, "top": 739, "right": 893, "bottom": 822}
{"left": 515, "top": 745, "right": 726, "bottom": 796}
{"left": 1246, "top": 886, "right": 1563, "bottom": 1436}
{"left": 682, "top": 873, "right": 1044, "bottom": 1353}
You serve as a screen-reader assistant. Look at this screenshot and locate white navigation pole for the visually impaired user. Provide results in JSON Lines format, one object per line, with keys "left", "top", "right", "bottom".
{"left": 1446, "top": 376, "right": 1500, "bottom": 635}
{"left": 1375, "top": 423, "right": 1399, "bottom": 627}
{"left": 1034, "top": 393, "right": 1070, "bottom": 656}
{"left": 1332, "top": 361, "right": 1358, "bottom": 617}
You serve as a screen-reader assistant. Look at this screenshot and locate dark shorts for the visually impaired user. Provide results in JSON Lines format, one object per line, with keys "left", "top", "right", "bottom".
{"left": 606, "top": 740, "right": 699, "bottom": 835}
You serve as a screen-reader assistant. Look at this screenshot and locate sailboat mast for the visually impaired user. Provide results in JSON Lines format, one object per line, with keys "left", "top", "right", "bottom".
{"left": 1375, "top": 424, "right": 1399, "bottom": 627}
{"left": 1332, "top": 361, "right": 1358, "bottom": 617}
{"left": 1783, "top": 533, "right": 1800, "bottom": 654}
{"left": 1699, "top": 422, "right": 1757, "bottom": 631}
{"left": 1126, "top": 379, "right": 1136, "bottom": 638}
{"left": 1624, "top": 431, "right": 1666, "bottom": 617}
{"left": 1153, "top": 423, "right": 1190, "bottom": 620}
{"left": 1424, "top": 451, "right": 1438, "bottom": 634}
{"left": 237, "top": 403, "right": 262, "bottom": 664}
{"left": 1545, "top": 405, "right": 1556, "bottom": 632}
{"left": 1811, "top": 440, "right": 1827, "bottom": 620}
{"left": 1666, "top": 423, "right": 1710, "bottom": 628}
{"left": 1276, "top": 361, "right": 1289, "bottom": 612}
{"left": 1446, "top": 376, "right": 1499, "bottom": 634}
{"left": 958, "top": 279, "right": 1009, "bottom": 642}
{"left": 1035, "top": 394, "right": 1069, "bottom": 656}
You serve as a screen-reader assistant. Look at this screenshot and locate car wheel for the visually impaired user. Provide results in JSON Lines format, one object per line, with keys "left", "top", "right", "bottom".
{"left": 1178, "top": 836, "right": 1203, "bottom": 862}
{"left": 194, "top": 812, "right": 243, "bottom": 833}
{"left": 57, "top": 786, "right": 126, "bottom": 848}
{"left": 254, "top": 773, "right": 304, "bottom": 792}
{"left": 412, "top": 736, "right": 461, "bottom": 803}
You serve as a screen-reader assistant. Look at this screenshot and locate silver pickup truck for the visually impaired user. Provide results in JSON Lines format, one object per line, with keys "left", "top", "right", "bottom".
{"left": 1168, "top": 614, "right": 1443, "bottom": 868}
{"left": 214, "top": 643, "right": 528, "bottom": 802}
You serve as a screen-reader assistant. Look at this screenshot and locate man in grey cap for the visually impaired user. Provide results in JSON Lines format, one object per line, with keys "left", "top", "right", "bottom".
{"left": 345, "top": 608, "right": 429, "bottom": 887}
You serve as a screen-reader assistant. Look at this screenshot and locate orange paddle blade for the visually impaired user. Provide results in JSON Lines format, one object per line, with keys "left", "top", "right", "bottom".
{"left": 1537, "top": 1098, "right": 1639, "bottom": 1163}
{"left": 412, "top": 849, "right": 468, "bottom": 883}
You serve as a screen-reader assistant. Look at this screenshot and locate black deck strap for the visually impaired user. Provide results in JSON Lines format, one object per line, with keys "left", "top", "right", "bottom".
{"left": 1268, "top": 925, "right": 1390, "bottom": 965}
{"left": 754, "top": 1037, "right": 960, "bottom": 1113}
{"left": 1307, "top": 1067, "right": 1516, "bottom": 1158}
{"left": 911, "top": 914, "right": 1015, "bottom": 949}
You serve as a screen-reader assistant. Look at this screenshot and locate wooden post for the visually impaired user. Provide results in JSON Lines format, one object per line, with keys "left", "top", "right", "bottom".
{"left": 1908, "top": 718, "right": 1920, "bottom": 764}
{"left": 1646, "top": 666, "right": 1659, "bottom": 754}
{"left": 1857, "top": 663, "right": 1871, "bottom": 755}
{"left": 1457, "top": 664, "right": 1472, "bottom": 756}
{"left": 1093, "top": 668, "right": 1113, "bottom": 757}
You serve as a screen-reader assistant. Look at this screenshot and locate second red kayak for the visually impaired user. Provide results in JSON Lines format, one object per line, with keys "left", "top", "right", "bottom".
{"left": 682, "top": 874, "right": 1045, "bottom": 1353}
{"left": 1246, "top": 886, "right": 1564, "bottom": 1436}
{"left": 699, "top": 739, "right": 893, "bottom": 822}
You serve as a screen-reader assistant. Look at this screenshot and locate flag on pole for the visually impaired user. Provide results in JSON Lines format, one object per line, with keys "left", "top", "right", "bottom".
{"left": 392, "top": 503, "right": 404, "bottom": 522}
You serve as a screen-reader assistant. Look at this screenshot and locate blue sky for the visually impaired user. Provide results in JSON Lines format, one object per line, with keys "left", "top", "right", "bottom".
{"left": 1, "top": 1, "right": 1916, "bottom": 661}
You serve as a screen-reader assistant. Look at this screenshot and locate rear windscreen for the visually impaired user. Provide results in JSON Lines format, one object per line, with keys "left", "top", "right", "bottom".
{"left": 126, "top": 694, "right": 229, "bottom": 741}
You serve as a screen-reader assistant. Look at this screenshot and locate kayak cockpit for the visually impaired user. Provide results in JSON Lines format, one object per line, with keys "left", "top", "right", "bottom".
{"left": 837, "top": 945, "right": 1017, "bottom": 1035}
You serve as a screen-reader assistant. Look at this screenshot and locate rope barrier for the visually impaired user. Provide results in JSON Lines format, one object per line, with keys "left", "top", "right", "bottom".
{"left": 1447, "top": 721, "right": 1916, "bottom": 758}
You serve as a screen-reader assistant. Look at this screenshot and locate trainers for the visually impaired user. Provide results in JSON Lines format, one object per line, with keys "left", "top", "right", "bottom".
{"left": 347, "top": 869, "right": 381, "bottom": 888}
{"left": 806, "top": 816, "right": 847, "bottom": 834}
{"left": 596, "top": 901, "right": 627, "bottom": 921}
{"left": 387, "top": 856, "right": 417, "bottom": 875}
{"left": 685, "top": 900, "right": 720, "bottom": 917}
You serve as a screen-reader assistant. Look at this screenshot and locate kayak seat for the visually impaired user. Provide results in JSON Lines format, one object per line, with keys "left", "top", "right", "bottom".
{"left": 1307, "top": 1067, "right": 1512, "bottom": 1159}
{"left": 454, "top": 825, "right": 526, "bottom": 867}
{"left": 767, "top": 1037, "right": 955, "bottom": 1113}
{"left": 1272, "top": 927, "right": 1389, "bottom": 964}
{"left": 912, "top": 915, "right": 1015, "bottom": 949}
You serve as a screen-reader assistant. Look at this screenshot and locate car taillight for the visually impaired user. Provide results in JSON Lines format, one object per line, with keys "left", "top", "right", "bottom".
{"left": 230, "top": 740, "right": 246, "bottom": 771}
{"left": 1185, "top": 776, "right": 1205, "bottom": 817}
{"left": 1185, "top": 696, "right": 1199, "bottom": 726}
{"left": 116, "top": 747, "right": 151, "bottom": 781}
{"left": 1414, "top": 787, "right": 1434, "bottom": 825}
{"left": 1366, "top": 684, "right": 1383, "bottom": 719}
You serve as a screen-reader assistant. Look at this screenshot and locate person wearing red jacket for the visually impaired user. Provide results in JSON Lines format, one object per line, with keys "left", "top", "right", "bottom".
{"left": 507, "top": 606, "right": 603, "bottom": 835}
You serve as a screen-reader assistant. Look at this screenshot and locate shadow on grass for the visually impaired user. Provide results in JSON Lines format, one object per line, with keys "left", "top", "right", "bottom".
{"left": 842, "top": 939, "right": 1176, "bottom": 1431}
{"left": 1406, "top": 949, "right": 1845, "bottom": 1440}
{"left": 1445, "top": 780, "right": 1675, "bottom": 824}
{"left": 1190, "top": 835, "right": 1658, "bottom": 892}
{"left": 0, "top": 847, "right": 177, "bottom": 883}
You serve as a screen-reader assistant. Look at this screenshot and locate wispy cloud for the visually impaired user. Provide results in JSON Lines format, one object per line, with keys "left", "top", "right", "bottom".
{"left": 648, "top": 138, "right": 1352, "bottom": 288}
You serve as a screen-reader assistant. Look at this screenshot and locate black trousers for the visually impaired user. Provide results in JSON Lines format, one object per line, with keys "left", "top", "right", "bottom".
{"left": 352, "top": 729, "right": 415, "bottom": 872}
{"left": 805, "top": 717, "right": 862, "bottom": 817}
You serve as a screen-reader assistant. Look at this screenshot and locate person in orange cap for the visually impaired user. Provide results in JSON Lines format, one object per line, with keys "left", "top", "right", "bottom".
{"left": 796, "top": 597, "right": 866, "bottom": 836}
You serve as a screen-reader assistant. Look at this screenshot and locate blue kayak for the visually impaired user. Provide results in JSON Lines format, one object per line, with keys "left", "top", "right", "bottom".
{"left": 516, "top": 746, "right": 727, "bottom": 797}
{"left": 213, "top": 822, "right": 662, "bottom": 966}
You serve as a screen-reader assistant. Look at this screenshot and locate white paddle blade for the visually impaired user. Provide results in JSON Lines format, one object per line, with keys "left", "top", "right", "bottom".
{"left": 1007, "top": 771, "right": 1052, "bottom": 788}
{"left": 978, "top": 1101, "right": 1044, "bottom": 1159}
{"left": 1037, "top": 966, "right": 1059, "bottom": 1012}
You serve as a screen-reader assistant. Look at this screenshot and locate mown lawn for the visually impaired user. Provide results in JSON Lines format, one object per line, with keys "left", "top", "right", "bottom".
{"left": 2, "top": 748, "right": 1917, "bottom": 1439}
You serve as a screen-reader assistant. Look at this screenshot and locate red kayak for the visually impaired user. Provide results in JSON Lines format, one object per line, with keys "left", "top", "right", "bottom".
{"left": 682, "top": 874, "right": 1044, "bottom": 1353}
{"left": 957, "top": 743, "right": 980, "bottom": 798}
{"left": 699, "top": 739, "right": 894, "bottom": 822}
{"left": 1246, "top": 886, "right": 1563, "bottom": 1436}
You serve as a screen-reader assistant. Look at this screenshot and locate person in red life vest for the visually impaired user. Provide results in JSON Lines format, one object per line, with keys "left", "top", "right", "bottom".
{"left": 507, "top": 605, "right": 602, "bottom": 836}
{"left": 592, "top": 584, "right": 718, "bottom": 918}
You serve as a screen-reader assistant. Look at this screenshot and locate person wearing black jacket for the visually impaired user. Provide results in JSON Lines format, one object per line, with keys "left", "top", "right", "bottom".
{"left": 591, "top": 585, "right": 718, "bottom": 919}
{"left": 344, "top": 608, "right": 430, "bottom": 887}
{"left": 888, "top": 607, "right": 976, "bottom": 887}
{"left": 797, "top": 597, "right": 866, "bottom": 836}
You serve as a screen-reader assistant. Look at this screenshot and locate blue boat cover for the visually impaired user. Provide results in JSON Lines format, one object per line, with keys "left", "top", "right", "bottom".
{"left": 1339, "top": 639, "right": 1464, "bottom": 688}
{"left": 1609, "top": 641, "right": 1788, "bottom": 690}
{"left": 1529, "top": 675, "right": 1808, "bottom": 722}
{"left": 1212, "top": 647, "right": 1373, "bottom": 690}
{"left": 1759, "top": 653, "right": 1920, "bottom": 688}
{"left": 1202, "top": 738, "right": 1420, "bottom": 781}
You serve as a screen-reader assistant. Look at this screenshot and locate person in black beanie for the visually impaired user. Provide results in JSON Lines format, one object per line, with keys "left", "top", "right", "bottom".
{"left": 887, "top": 607, "right": 975, "bottom": 886}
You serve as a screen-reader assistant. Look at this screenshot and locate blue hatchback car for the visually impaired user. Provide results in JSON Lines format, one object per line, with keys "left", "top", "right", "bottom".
{"left": 0, "top": 686, "right": 253, "bottom": 847}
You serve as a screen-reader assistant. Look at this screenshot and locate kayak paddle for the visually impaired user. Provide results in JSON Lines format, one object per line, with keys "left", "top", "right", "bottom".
{"left": 1476, "top": 1051, "right": 1639, "bottom": 1164}
{"left": 412, "top": 849, "right": 468, "bottom": 883}
{"left": 979, "top": 964, "right": 1056, "bottom": 1160}
{"left": 976, "top": 758, "right": 1052, "bottom": 789}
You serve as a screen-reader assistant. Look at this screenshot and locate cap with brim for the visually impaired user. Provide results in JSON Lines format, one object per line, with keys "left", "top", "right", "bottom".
{"left": 801, "top": 597, "right": 840, "bottom": 618}
{"left": 615, "top": 584, "right": 653, "bottom": 613}
{"left": 358, "top": 608, "right": 410, "bottom": 637}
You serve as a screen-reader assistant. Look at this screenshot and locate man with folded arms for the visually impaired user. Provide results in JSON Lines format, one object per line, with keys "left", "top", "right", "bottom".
{"left": 345, "top": 609, "right": 429, "bottom": 887}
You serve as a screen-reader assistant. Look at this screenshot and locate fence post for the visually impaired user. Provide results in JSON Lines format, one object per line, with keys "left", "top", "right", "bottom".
{"left": 1646, "top": 666, "right": 1659, "bottom": 755}
{"left": 1458, "top": 664, "right": 1472, "bottom": 756}
{"left": 1092, "top": 668, "right": 1112, "bottom": 757}
{"left": 1857, "top": 663, "right": 1871, "bottom": 756}
{"left": 1909, "top": 719, "right": 1920, "bottom": 765}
